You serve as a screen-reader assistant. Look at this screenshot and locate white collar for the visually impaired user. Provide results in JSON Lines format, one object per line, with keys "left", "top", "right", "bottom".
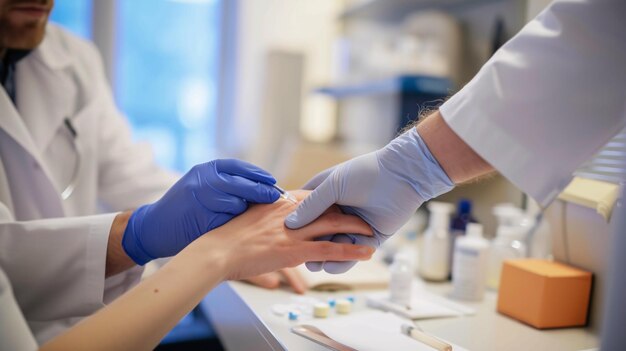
{"left": 29, "top": 24, "right": 73, "bottom": 71}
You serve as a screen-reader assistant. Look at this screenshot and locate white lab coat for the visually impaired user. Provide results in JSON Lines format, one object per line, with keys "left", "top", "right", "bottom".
{"left": 0, "top": 267, "right": 37, "bottom": 351}
{"left": 440, "top": 0, "right": 626, "bottom": 206}
{"left": 0, "top": 24, "right": 178, "bottom": 344}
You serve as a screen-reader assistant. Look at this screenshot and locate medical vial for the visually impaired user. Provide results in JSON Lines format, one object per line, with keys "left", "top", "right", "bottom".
{"left": 390, "top": 253, "right": 413, "bottom": 308}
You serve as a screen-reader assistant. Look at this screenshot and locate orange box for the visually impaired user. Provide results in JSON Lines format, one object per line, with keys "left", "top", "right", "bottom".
{"left": 497, "top": 259, "right": 592, "bottom": 329}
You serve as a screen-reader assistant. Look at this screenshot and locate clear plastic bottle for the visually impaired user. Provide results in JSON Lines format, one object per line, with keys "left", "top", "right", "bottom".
{"left": 419, "top": 201, "right": 454, "bottom": 281}
{"left": 451, "top": 223, "right": 490, "bottom": 301}
{"left": 381, "top": 211, "right": 426, "bottom": 267}
{"left": 390, "top": 253, "right": 413, "bottom": 308}
{"left": 486, "top": 226, "right": 527, "bottom": 290}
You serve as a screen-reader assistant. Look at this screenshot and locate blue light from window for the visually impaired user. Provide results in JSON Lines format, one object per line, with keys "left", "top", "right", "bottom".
{"left": 116, "top": 0, "right": 222, "bottom": 172}
{"left": 49, "top": 0, "right": 92, "bottom": 39}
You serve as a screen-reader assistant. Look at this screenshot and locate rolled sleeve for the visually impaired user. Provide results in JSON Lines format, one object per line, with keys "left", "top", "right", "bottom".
{"left": 440, "top": 0, "right": 626, "bottom": 207}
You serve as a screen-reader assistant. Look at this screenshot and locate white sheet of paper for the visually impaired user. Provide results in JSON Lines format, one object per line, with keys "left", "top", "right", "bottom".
{"left": 304, "top": 310, "right": 468, "bottom": 351}
{"left": 367, "top": 288, "right": 475, "bottom": 320}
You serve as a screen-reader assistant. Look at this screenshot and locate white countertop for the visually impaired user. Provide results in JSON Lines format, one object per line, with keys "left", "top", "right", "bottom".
{"left": 202, "top": 279, "right": 598, "bottom": 351}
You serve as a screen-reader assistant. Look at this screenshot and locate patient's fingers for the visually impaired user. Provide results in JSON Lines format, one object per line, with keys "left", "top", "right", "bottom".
{"left": 298, "top": 242, "right": 373, "bottom": 263}
{"left": 289, "top": 212, "right": 373, "bottom": 241}
{"left": 279, "top": 268, "right": 307, "bottom": 294}
{"left": 244, "top": 272, "right": 281, "bottom": 289}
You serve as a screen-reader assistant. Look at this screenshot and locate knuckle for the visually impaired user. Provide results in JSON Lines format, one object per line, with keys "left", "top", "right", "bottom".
{"left": 182, "top": 181, "right": 198, "bottom": 194}
{"left": 191, "top": 162, "right": 208, "bottom": 174}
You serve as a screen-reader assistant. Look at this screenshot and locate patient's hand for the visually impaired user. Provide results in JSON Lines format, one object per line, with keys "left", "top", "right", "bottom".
{"left": 242, "top": 193, "right": 353, "bottom": 294}
{"left": 197, "top": 190, "right": 374, "bottom": 282}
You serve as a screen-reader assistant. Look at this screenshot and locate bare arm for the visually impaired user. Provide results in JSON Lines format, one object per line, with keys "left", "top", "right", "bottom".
{"left": 417, "top": 111, "right": 495, "bottom": 184}
{"left": 40, "top": 191, "right": 373, "bottom": 351}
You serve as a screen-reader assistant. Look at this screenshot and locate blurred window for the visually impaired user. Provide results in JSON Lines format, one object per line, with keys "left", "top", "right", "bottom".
{"left": 50, "top": 0, "right": 223, "bottom": 172}
{"left": 116, "top": 0, "right": 222, "bottom": 171}
{"left": 49, "top": 0, "right": 93, "bottom": 39}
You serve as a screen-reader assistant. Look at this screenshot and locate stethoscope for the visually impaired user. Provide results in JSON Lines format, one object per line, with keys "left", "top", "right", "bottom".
{"left": 61, "top": 117, "right": 81, "bottom": 200}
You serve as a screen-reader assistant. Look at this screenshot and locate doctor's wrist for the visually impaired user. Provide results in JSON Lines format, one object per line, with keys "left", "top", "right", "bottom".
{"left": 417, "top": 111, "right": 494, "bottom": 183}
{"left": 106, "top": 211, "right": 136, "bottom": 278}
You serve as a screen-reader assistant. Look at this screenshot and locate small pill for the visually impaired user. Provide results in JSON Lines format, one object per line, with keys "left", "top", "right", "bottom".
{"left": 313, "top": 302, "right": 330, "bottom": 318}
{"left": 271, "top": 304, "right": 288, "bottom": 316}
{"left": 288, "top": 311, "right": 299, "bottom": 321}
{"left": 346, "top": 296, "right": 355, "bottom": 303}
{"left": 327, "top": 299, "right": 336, "bottom": 308}
{"left": 336, "top": 299, "right": 352, "bottom": 314}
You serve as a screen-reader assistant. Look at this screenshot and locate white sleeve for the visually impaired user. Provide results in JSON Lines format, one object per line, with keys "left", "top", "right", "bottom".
{"left": 439, "top": 0, "right": 626, "bottom": 206}
{"left": 0, "top": 267, "right": 38, "bottom": 351}
{"left": 0, "top": 204, "right": 114, "bottom": 321}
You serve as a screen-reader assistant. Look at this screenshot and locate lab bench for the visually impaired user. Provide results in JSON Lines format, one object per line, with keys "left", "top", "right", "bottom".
{"left": 201, "top": 279, "right": 598, "bottom": 351}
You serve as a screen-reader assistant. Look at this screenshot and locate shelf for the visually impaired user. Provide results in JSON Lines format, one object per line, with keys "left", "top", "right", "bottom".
{"left": 341, "top": 0, "right": 504, "bottom": 21}
{"left": 314, "top": 75, "right": 452, "bottom": 99}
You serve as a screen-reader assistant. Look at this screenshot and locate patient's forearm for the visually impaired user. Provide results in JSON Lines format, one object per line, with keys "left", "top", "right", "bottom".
{"left": 40, "top": 191, "right": 372, "bottom": 351}
{"left": 41, "top": 234, "right": 225, "bottom": 351}
{"left": 417, "top": 111, "right": 494, "bottom": 183}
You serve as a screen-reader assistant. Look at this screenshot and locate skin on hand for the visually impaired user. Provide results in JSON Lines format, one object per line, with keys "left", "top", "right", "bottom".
{"left": 0, "top": 0, "right": 53, "bottom": 55}
{"left": 199, "top": 190, "right": 375, "bottom": 282}
{"left": 243, "top": 200, "right": 351, "bottom": 294}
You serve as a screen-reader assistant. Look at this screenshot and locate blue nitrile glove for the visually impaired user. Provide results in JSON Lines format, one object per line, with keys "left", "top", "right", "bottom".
{"left": 285, "top": 128, "right": 454, "bottom": 274}
{"left": 123, "top": 159, "right": 281, "bottom": 265}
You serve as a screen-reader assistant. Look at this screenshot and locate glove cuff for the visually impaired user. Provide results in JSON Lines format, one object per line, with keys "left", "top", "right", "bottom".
{"left": 380, "top": 127, "right": 455, "bottom": 201}
{"left": 122, "top": 205, "right": 155, "bottom": 266}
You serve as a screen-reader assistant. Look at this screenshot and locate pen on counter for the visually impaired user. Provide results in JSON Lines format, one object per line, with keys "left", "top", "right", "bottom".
{"left": 272, "top": 184, "right": 298, "bottom": 204}
{"left": 401, "top": 324, "right": 452, "bottom": 351}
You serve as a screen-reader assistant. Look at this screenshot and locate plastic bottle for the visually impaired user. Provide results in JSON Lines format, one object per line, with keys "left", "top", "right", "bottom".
{"left": 493, "top": 203, "right": 524, "bottom": 228}
{"left": 486, "top": 226, "right": 527, "bottom": 290}
{"left": 390, "top": 253, "right": 413, "bottom": 308}
{"left": 451, "top": 223, "right": 490, "bottom": 301}
{"left": 418, "top": 201, "right": 454, "bottom": 281}
{"left": 449, "top": 199, "right": 478, "bottom": 278}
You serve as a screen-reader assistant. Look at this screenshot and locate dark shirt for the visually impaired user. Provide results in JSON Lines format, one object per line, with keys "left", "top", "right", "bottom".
{"left": 0, "top": 49, "right": 31, "bottom": 104}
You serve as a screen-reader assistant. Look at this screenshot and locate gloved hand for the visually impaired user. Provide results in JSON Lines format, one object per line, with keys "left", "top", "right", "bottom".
{"left": 285, "top": 128, "right": 454, "bottom": 273}
{"left": 123, "top": 159, "right": 281, "bottom": 265}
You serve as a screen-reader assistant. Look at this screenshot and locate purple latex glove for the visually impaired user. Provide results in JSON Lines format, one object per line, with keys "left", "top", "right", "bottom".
{"left": 123, "top": 159, "right": 281, "bottom": 265}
